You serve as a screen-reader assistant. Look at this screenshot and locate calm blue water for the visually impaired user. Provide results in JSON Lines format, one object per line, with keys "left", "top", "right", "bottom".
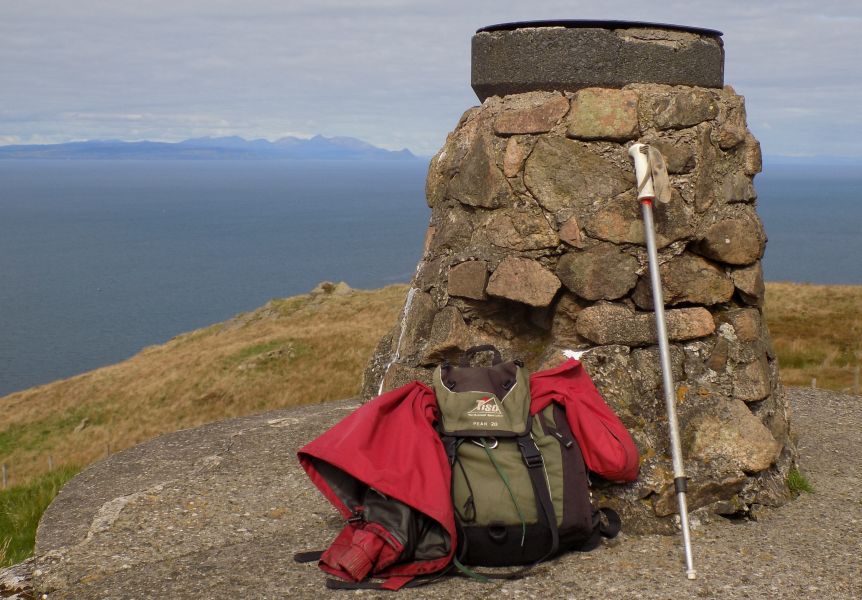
{"left": 0, "top": 160, "right": 859, "bottom": 396}
{"left": 0, "top": 160, "right": 430, "bottom": 396}
{"left": 756, "top": 164, "right": 862, "bottom": 284}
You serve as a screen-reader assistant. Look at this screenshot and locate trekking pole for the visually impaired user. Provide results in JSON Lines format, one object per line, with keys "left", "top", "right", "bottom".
{"left": 628, "top": 143, "right": 697, "bottom": 580}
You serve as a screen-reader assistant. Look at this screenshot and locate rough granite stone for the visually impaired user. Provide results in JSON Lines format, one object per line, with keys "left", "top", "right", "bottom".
{"left": 426, "top": 204, "right": 479, "bottom": 255}
{"left": 380, "top": 363, "right": 433, "bottom": 393}
{"left": 422, "top": 306, "right": 474, "bottom": 362}
{"left": 566, "top": 88, "right": 639, "bottom": 141}
{"left": 730, "top": 262, "right": 766, "bottom": 306}
{"left": 549, "top": 293, "right": 588, "bottom": 343}
{"left": 447, "top": 261, "right": 489, "bottom": 300}
{"left": 556, "top": 245, "right": 640, "bottom": 301}
{"left": 733, "top": 353, "right": 773, "bottom": 403}
{"left": 716, "top": 99, "right": 748, "bottom": 149}
{"left": 741, "top": 133, "right": 763, "bottom": 175}
{"left": 391, "top": 290, "right": 437, "bottom": 360}
{"left": 642, "top": 88, "right": 720, "bottom": 130}
{"left": 557, "top": 215, "right": 585, "bottom": 248}
{"left": 446, "top": 130, "right": 510, "bottom": 209}
{"left": 424, "top": 110, "right": 479, "bottom": 209}
{"left": 494, "top": 93, "right": 570, "bottom": 135}
{"left": 722, "top": 172, "right": 757, "bottom": 204}
{"left": 695, "top": 214, "right": 766, "bottom": 265}
{"left": 632, "top": 253, "right": 735, "bottom": 308}
{"left": 483, "top": 207, "right": 559, "bottom": 251}
{"left": 693, "top": 123, "right": 721, "bottom": 212}
{"left": 576, "top": 303, "right": 715, "bottom": 346}
{"left": 584, "top": 189, "right": 694, "bottom": 248}
{"left": 502, "top": 136, "right": 531, "bottom": 177}
{"left": 715, "top": 308, "right": 762, "bottom": 343}
{"left": 706, "top": 336, "right": 731, "bottom": 372}
{"left": 524, "top": 137, "right": 633, "bottom": 214}
{"left": 687, "top": 398, "right": 782, "bottom": 472}
{"left": 648, "top": 136, "right": 696, "bottom": 174}
{"left": 652, "top": 474, "right": 747, "bottom": 517}
{"left": 486, "top": 256, "right": 561, "bottom": 307}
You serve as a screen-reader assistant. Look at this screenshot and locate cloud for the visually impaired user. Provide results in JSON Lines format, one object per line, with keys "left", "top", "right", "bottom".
{"left": 1, "top": 1, "right": 861, "bottom": 156}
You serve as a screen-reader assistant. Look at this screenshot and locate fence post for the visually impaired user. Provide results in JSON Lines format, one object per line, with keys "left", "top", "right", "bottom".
{"left": 811, "top": 378, "right": 817, "bottom": 389}
{"left": 2, "top": 463, "right": 7, "bottom": 489}
{"left": 48, "top": 455, "right": 54, "bottom": 471}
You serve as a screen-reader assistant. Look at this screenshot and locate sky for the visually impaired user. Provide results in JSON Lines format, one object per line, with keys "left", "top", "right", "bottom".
{"left": 1, "top": 1, "right": 861, "bottom": 157}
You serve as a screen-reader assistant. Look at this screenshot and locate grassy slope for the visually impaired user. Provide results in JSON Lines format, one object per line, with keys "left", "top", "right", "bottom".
{"left": 0, "top": 284, "right": 407, "bottom": 491}
{"left": 764, "top": 282, "right": 862, "bottom": 390}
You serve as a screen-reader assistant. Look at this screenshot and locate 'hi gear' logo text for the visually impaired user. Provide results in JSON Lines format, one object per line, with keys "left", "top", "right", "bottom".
{"left": 466, "top": 396, "right": 503, "bottom": 418}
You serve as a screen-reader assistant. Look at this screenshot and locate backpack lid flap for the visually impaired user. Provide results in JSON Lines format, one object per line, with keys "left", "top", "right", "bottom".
{"left": 433, "top": 362, "right": 531, "bottom": 437}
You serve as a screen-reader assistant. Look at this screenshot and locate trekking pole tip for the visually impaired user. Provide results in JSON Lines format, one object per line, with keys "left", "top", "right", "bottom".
{"left": 686, "top": 568, "right": 697, "bottom": 580}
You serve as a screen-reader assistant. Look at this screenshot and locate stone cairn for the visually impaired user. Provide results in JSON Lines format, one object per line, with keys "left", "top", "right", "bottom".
{"left": 362, "top": 22, "right": 792, "bottom": 533}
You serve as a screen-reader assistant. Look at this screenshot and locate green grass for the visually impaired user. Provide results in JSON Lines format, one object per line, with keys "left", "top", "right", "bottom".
{"left": 222, "top": 339, "right": 310, "bottom": 372}
{"left": 786, "top": 467, "right": 815, "bottom": 495}
{"left": 0, "top": 405, "right": 105, "bottom": 457}
{"left": 226, "top": 339, "right": 292, "bottom": 363}
{"left": 0, "top": 465, "right": 80, "bottom": 567}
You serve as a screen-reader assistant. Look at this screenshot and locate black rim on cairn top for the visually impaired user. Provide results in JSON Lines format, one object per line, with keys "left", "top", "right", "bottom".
{"left": 471, "top": 20, "right": 725, "bottom": 101}
{"left": 476, "top": 20, "right": 723, "bottom": 37}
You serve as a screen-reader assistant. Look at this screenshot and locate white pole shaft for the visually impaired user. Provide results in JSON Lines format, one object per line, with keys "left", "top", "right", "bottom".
{"left": 641, "top": 200, "right": 696, "bottom": 580}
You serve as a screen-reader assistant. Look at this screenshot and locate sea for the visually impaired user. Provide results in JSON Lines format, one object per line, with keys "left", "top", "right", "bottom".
{"left": 0, "top": 159, "right": 860, "bottom": 396}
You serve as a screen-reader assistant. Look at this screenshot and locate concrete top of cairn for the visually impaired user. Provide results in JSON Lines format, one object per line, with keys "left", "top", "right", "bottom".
{"left": 2, "top": 388, "right": 861, "bottom": 599}
{"left": 471, "top": 20, "right": 725, "bottom": 101}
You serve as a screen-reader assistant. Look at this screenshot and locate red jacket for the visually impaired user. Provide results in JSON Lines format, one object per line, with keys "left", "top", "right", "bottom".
{"left": 530, "top": 359, "right": 639, "bottom": 482}
{"left": 297, "top": 359, "right": 638, "bottom": 588}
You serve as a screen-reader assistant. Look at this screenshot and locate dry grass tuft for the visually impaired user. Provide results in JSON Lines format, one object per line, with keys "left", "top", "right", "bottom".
{"left": 764, "top": 282, "right": 862, "bottom": 391}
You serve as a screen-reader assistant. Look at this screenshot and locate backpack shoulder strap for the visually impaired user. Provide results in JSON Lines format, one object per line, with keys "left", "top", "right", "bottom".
{"left": 516, "top": 430, "right": 559, "bottom": 561}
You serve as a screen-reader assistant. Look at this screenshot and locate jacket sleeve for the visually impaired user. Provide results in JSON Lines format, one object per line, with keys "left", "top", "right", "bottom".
{"left": 531, "top": 360, "right": 639, "bottom": 482}
{"left": 297, "top": 382, "right": 456, "bottom": 585}
{"left": 298, "top": 382, "right": 454, "bottom": 531}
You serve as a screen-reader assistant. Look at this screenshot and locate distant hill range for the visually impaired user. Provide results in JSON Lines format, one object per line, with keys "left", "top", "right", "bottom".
{"left": 0, "top": 135, "right": 418, "bottom": 160}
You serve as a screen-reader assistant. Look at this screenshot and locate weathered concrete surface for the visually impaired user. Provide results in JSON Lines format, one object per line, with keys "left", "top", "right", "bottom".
{"left": 472, "top": 23, "right": 724, "bottom": 100}
{"left": 3, "top": 387, "right": 860, "bottom": 599}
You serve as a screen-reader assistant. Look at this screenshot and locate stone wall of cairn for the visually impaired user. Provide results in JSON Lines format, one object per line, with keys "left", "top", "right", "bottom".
{"left": 361, "top": 85, "right": 793, "bottom": 533}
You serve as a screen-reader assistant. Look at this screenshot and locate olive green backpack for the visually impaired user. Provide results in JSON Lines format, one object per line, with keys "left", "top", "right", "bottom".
{"left": 433, "top": 346, "right": 620, "bottom": 569}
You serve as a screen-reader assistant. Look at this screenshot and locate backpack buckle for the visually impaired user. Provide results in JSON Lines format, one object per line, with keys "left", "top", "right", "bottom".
{"left": 523, "top": 453, "right": 544, "bottom": 469}
{"left": 517, "top": 436, "right": 544, "bottom": 469}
